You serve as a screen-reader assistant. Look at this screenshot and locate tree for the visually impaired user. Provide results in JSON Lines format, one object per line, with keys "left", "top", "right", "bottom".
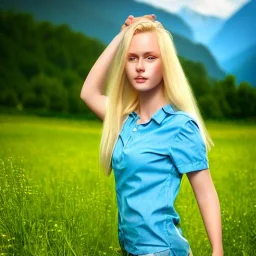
{"left": 0, "top": 89, "right": 19, "bottom": 107}
{"left": 198, "top": 94, "right": 223, "bottom": 119}
{"left": 180, "top": 57, "right": 212, "bottom": 98}
{"left": 29, "top": 73, "right": 68, "bottom": 112}
{"left": 237, "top": 82, "right": 256, "bottom": 118}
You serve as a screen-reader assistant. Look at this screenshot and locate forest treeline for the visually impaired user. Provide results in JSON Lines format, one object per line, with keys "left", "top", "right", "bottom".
{"left": 0, "top": 10, "right": 255, "bottom": 120}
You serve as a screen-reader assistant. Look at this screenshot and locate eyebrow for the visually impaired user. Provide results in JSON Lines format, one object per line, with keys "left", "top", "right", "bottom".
{"left": 127, "top": 51, "right": 158, "bottom": 56}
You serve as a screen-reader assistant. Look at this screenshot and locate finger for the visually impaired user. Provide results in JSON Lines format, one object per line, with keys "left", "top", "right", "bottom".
{"left": 143, "top": 14, "right": 156, "bottom": 20}
{"left": 124, "top": 17, "right": 133, "bottom": 26}
{"left": 129, "top": 15, "right": 134, "bottom": 23}
{"left": 132, "top": 14, "right": 156, "bottom": 23}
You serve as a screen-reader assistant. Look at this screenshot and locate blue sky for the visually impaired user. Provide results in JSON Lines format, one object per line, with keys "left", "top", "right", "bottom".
{"left": 135, "top": 0, "right": 251, "bottom": 18}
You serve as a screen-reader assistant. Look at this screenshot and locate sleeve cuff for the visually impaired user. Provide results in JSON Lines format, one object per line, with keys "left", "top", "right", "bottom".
{"left": 176, "top": 160, "right": 209, "bottom": 174}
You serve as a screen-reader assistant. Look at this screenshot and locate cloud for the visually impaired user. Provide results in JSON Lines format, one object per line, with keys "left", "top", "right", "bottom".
{"left": 135, "top": 0, "right": 251, "bottom": 18}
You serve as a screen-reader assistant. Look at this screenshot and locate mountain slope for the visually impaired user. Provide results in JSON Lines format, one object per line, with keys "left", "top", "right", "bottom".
{"left": 234, "top": 55, "right": 256, "bottom": 85}
{"left": 0, "top": 0, "right": 225, "bottom": 79}
{"left": 222, "top": 44, "right": 256, "bottom": 73}
{"left": 209, "top": 0, "right": 256, "bottom": 62}
{"left": 0, "top": 0, "right": 194, "bottom": 42}
{"left": 178, "top": 7, "right": 225, "bottom": 44}
{"left": 173, "top": 34, "right": 224, "bottom": 79}
{"left": 229, "top": 44, "right": 256, "bottom": 85}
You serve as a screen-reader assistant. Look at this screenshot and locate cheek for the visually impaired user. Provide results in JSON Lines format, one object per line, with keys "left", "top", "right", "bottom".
{"left": 156, "top": 61, "right": 163, "bottom": 73}
{"left": 152, "top": 62, "right": 163, "bottom": 81}
{"left": 125, "top": 64, "right": 133, "bottom": 80}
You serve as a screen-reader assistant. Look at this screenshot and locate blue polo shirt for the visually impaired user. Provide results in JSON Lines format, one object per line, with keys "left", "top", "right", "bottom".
{"left": 111, "top": 103, "right": 209, "bottom": 256}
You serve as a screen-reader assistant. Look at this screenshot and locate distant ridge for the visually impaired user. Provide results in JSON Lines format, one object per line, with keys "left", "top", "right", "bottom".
{"left": 209, "top": 0, "right": 256, "bottom": 62}
{"left": 0, "top": 0, "right": 225, "bottom": 80}
{"left": 178, "top": 7, "right": 225, "bottom": 44}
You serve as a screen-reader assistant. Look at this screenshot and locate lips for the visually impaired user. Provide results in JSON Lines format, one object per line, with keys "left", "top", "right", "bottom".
{"left": 135, "top": 76, "right": 148, "bottom": 83}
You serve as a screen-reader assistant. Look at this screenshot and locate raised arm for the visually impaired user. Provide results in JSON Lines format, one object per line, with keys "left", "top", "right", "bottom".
{"left": 80, "top": 14, "right": 155, "bottom": 121}
{"left": 80, "top": 16, "right": 134, "bottom": 121}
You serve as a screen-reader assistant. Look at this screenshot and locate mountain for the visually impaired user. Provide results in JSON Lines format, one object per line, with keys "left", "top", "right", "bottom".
{"left": 0, "top": 0, "right": 194, "bottom": 42}
{"left": 222, "top": 44, "right": 256, "bottom": 73}
{"left": 0, "top": 0, "right": 225, "bottom": 80}
{"left": 172, "top": 34, "right": 224, "bottom": 79}
{"left": 222, "top": 44, "right": 256, "bottom": 85}
{"left": 234, "top": 54, "right": 256, "bottom": 85}
{"left": 178, "top": 7, "right": 225, "bottom": 44}
{"left": 209, "top": 0, "right": 256, "bottom": 63}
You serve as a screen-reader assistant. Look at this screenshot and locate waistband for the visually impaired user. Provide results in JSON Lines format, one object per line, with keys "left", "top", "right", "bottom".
{"left": 121, "top": 247, "right": 170, "bottom": 256}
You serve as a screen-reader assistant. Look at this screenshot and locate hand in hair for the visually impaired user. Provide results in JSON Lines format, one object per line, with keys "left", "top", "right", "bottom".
{"left": 120, "top": 14, "right": 156, "bottom": 31}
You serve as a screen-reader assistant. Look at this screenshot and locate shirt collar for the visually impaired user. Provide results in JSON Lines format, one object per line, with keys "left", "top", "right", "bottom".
{"left": 129, "top": 104, "right": 176, "bottom": 125}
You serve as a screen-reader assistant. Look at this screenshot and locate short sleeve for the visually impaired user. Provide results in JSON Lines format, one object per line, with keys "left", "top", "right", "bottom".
{"left": 169, "top": 119, "right": 209, "bottom": 174}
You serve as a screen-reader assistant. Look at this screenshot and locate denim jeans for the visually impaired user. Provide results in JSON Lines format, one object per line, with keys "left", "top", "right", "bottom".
{"left": 121, "top": 247, "right": 193, "bottom": 256}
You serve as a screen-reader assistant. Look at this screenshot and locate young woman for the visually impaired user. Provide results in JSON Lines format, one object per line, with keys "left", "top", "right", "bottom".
{"left": 80, "top": 15, "right": 223, "bottom": 256}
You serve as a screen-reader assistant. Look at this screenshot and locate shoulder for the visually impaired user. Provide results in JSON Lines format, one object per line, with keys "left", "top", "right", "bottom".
{"left": 161, "top": 106, "right": 204, "bottom": 145}
{"left": 163, "top": 106, "right": 199, "bottom": 132}
{"left": 170, "top": 111, "right": 205, "bottom": 148}
{"left": 173, "top": 110, "right": 198, "bottom": 126}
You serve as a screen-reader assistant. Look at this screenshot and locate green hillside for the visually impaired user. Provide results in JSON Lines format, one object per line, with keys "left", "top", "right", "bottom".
{"left": 0, "top": 10, "right": 255, "bottom": 120}
{"left": 0, "top": 10, "right": 104, "bottom": 117}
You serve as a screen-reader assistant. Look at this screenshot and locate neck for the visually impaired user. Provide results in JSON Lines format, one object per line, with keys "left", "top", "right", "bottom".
{"left": 137, "top": 83, "right": 167, "bottom": 120}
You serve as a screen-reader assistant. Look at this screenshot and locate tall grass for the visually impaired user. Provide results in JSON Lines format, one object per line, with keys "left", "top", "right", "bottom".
{"left": 0, "top": 115, "right": 255, "bottom": 255}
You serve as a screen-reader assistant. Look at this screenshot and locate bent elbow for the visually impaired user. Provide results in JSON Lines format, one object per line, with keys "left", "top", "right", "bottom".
{"left": 80, "top": 89, "right": 87, "bottom": 101}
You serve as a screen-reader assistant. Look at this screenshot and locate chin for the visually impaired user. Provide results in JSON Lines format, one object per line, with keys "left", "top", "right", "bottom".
{"left": 133, "top": 87, "right": 150, "bottom": 92}
{"left": 134, "top": 86, "right": 158, "bottom": 93}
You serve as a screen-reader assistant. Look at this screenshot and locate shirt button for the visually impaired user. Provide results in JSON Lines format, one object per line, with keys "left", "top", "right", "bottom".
{"left": 133, "top": 127, "right": 137, "bottom": 132}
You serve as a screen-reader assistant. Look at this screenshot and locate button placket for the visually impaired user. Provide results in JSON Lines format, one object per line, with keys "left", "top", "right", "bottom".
{"left": 132, "top": 116, "right": 140, "bottom": 132}
{"left": 124, "top": 117, "right": 140, "bottom": 148}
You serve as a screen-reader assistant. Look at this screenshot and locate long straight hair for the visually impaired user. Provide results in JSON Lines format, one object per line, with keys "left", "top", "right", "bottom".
{"left": 100, "top": 19, "right": 213, "bottom": 176}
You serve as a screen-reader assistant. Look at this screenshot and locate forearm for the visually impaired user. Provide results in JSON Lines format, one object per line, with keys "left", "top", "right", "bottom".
{"left": 197, "top": 186, "right": 223, "bottom": 254}
{"left": 80, "top": 29, "right": 126, "bottom": 100}
{"left": 188, "top": 170, "right": 224, "bottom": 255}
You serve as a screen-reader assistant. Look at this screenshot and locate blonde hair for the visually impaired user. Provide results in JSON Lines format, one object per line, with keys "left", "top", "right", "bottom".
{"left": 100, "top": 18, "right": 214, "bottom": 176}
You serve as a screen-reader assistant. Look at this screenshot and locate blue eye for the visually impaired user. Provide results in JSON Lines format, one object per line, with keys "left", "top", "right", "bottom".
{"left": 128, "top": 57, "right": 136, "bottom": 61}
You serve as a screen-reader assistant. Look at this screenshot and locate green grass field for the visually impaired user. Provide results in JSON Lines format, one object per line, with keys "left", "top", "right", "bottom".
{"left": 0, "top": 114, "right": 255, "bottom": 256}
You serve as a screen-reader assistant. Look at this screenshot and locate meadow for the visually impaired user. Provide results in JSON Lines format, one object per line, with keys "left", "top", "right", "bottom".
{"left": 0, "top": 114, "right": 255, "bottom": 256}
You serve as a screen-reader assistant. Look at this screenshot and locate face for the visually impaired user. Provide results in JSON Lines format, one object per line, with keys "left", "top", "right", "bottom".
{"left": 125, "top": 32, "right": 163, "bottom": 93}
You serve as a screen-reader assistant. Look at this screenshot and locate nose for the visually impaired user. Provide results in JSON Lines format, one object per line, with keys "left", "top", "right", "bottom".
{"left": 136, "top": 59, "right": 145, "bottom": 72}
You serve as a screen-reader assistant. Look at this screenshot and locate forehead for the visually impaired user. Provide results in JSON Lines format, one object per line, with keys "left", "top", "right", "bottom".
{"left": 127, "top": 32, "right": 160, "bottom": 53}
